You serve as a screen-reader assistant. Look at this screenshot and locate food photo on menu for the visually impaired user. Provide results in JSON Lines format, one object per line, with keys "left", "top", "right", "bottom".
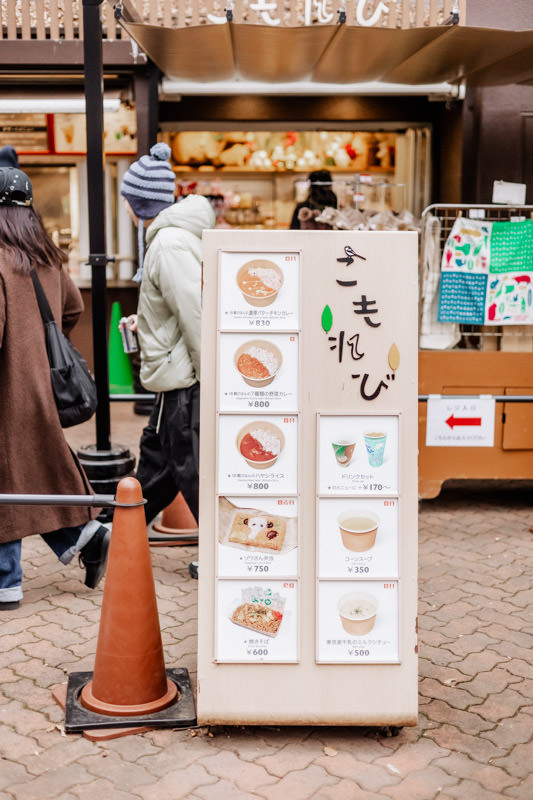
{"left": 218, "top": 497, "right": 298, "bottom": 555}
{"left": 218, "top": 414, "right": 298, "bottom": 496}
{"left": 331, "top": 430, "right": 387, "bottom": 469}
{"left": 337, "top": 507, "right": 380, "bottom": 552}
{"left": 229, "top": 585, "right": 286, "bottom": 638}
{"left": 218, "top": 251, "right": 300, "bottom": 332}
{"left": 236, "top": 259, "right": 284, "bottom": 307}
{"left": 337, "top": 590, "right": 378, "bottom": 636}
{"left": 319, "top": 415, "right": 399, "bottom": 496}
{"left": 216, "top": 578, "right": 298, "bottom": 662}
{"left": 236, "top": 421, "right": 284, "bottom": 469}
{"left": 317, "top": 580, "right": 400, "bottom": 663}
{"left": 218, "top": 332, "right": 299, "bottom": 415}
{"left": 317, "top": 497, "right": 399, "bottom": 580}
{"left": 234, "top": 339, "right": 282, "bottom": 388}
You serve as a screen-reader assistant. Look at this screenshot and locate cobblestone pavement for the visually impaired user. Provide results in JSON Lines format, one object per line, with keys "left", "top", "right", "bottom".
{"left": 1, "top": 407, "right": 532, "bottom": 799}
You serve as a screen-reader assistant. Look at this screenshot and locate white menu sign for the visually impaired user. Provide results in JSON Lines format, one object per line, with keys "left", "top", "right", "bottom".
{"left": 217, "top": 496, "right": 298, "bottom": 578}
{"left": 216, "top": 579, "right": 298, "bottom": 663}
{"left": 318, "top": 414, "right": 399, "bottom": 496}
{"left": 317, "top": 580, "right": 400, "bottom": 663}
{"left": 199, "top": 230, "right": 418, "bottom": 724}
{"left": 218, "top": 414, "right": 298, "bottom": 496}
{"left": 219, "top": 332, "right": 299, "bottom": 413}
{"left": 317, "top": 497, "right": 398, "bottom": 579}
{"left": 219, "top": 250, "right": 300, "bottom": 331}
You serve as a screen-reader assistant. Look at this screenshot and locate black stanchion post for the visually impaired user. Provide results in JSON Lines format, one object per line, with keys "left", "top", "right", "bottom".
{"left": 83, "top": 0, "right": 110, "bottom": 452}
{"left": 80, "top": 0, "right": 135, "bottom": 513}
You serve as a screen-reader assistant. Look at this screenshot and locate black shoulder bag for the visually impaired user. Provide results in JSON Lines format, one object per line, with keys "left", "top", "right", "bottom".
{"left": 30, "top": 269, "right": 97, "bottom": 428}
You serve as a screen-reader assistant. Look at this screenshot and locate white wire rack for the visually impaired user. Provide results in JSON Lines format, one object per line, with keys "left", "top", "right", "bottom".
{"left": 421, "top": 203, "right": 533, "bottom": 352}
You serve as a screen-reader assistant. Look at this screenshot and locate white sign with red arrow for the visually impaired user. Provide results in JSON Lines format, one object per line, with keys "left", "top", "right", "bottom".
{"left": 426, "top": 395, "right": 495, "bottom": 447}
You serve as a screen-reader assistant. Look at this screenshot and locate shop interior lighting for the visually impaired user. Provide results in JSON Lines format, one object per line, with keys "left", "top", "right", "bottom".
{"left": 160, "top": 78, "right": 465, "bottom": 100}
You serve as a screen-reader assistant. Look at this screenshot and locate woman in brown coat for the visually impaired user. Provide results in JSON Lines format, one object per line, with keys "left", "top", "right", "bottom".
{"left": 0, "top": 167, "right": 110, "bottom": 611}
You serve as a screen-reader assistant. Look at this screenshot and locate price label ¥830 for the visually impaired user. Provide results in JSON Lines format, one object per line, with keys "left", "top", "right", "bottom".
{"left": 218, "top": 251, "right": 300, "bottom": 332}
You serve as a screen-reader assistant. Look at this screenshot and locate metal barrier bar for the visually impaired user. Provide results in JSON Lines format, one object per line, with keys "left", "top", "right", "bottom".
{"left": 418, "top": 395, "right": 533, "bottom": 403}
{"left": 0, "top": 494, "right": 145, "bottom": 508}
{"left": 110, "top": 394, "right": 156, "bottom": 401}
{"left": 112, "top": 394, "right": 533, "bottom": 403}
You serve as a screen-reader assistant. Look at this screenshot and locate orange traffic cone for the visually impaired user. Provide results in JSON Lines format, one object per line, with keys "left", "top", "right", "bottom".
{"left": 62, "top": 476, "right": 196, "bottom": 734}
{"left": 150, "top": 491, "right": 199, "bottom": 546}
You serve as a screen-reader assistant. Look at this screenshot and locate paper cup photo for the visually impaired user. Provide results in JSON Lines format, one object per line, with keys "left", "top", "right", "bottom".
{"left": 331, "top": 438, "right": 356, "bottom": 467}
{"left": 364, "top": 432, "right": 387, "bottom": 467}
{"left": 337, "top": 509, "right": 379, "bottom": 552}
{"left": 337, "top": 591, "right": 378, "bottom": 636}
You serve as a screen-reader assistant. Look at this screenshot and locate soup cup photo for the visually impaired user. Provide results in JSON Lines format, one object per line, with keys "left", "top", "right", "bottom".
{"left": 337, "top": 510, "right": 379, "bottom": 552}
{"left": 337, "top": 591, "right": 378, "bottom": 636}
{"left": 236, "top": 421, "right": 285, "bottom": 470}
{"left": 234, "top": 339, "right": 282, "bottom": 388}
{"left": 236, "top": 259, "right": 284, "bottom": 307}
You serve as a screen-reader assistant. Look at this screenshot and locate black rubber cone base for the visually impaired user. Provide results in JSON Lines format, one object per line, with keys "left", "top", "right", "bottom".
{"left": 148, "top": 531, "right": 199, "bottom": 547}
{"left": 64, "top": 668, "right": 196, "bottom": 733}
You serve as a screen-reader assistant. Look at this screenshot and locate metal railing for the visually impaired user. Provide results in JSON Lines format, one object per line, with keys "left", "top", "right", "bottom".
{"left": 109, "top": 393, "right": 533, "bottom": 403}
{"left": 418, "top": 395, "right": 533, "bottom": 403}
{"left": 0, "top": 493, "right": 145, "bottom": 507}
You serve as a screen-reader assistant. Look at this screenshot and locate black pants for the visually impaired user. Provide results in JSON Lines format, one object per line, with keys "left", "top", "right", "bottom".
{"left": 135, "top": 383, "right": 200, "bottom": 525}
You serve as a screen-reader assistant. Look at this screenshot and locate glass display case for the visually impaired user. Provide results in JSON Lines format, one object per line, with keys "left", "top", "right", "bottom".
{"left": 165, "top": 128, "right": 425, "bottom": 228}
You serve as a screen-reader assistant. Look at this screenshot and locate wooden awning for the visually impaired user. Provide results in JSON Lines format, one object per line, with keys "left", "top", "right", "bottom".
{"left": 120, "top": 19, "right": 533, "bottom": 87}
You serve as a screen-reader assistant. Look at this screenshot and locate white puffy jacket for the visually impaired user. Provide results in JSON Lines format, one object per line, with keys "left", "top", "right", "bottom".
{"left": 137, "top": 194, "right": 215, "bottom": 392}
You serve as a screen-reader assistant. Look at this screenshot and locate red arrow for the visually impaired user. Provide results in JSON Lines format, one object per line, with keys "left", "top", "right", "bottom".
{"left": 446, "top": 414, "right": 482, "bottom": 429}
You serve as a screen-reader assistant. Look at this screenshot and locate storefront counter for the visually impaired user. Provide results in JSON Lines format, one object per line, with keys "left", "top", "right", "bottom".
{"left": 418, "top": 351, "right": 533, "bottom": 498}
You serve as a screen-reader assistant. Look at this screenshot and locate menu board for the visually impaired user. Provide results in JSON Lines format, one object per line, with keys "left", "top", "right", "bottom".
{"left": 199, "top": 230, "right": 418, "bottom": 724}
{"left": 317, "top": 497, "right": 398, "bottom": 579}
{"left": 218, "top": 250, "right": 300, "bottom": 331}
{"left": 219, "top": 332, "right": 298, "bottom": 413}
{"left": 215, "top": 248, "right": 301, "bottom": 663}
{"left": 216, "top": 579, "right": 298, "bottom": 663}
{"left": 217, "top": 413, "right": 298, "bottom": 496}
{"left": 318, "top": 414, "right": 399, "bottom": 496}
{"left": 317, "top": 580, "right": 400, "bottom": 663}
{"left": 217, "top": 496, "right": 298, "bottom": 578}
{"left": 316, "top": 413, "right": 400, "bottom": 663}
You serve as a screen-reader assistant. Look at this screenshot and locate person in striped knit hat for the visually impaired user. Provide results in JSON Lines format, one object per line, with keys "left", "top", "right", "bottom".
{"left": 120, "top": 141, "right": 176, "bottom": 282}
{"left": 120, "top": 142, "right": 215, "bottom": 578}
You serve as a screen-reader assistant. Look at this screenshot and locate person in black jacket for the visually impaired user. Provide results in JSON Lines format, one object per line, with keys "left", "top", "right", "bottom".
{"left": 289, "top": 169, "right": 338, "bottom": 230}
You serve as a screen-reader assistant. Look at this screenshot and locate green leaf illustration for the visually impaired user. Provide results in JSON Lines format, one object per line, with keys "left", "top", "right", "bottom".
{"left": 321, "top": 304, "right": 333, "bottom": 333}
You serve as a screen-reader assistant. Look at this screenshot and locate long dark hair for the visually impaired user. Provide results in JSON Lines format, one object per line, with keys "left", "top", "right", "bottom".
{"left": 0, "top": 205, "right": 65, "bottom": 273}
{"left": 307, "top": 169, "right": 338, "bottom": 210}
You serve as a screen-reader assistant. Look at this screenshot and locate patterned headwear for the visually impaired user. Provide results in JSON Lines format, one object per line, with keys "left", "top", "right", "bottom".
{"left": 120, "top": 142, "right": 175, "bottom": 282}
{"left": 120, "top": 142, "right": 175, "bottom": 220}
{"left": 0, "top": 167, "right": 33, "bottom": 206}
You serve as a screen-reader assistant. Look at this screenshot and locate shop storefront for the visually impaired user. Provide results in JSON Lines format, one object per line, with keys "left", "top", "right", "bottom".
{"left": 3, "top": 0, "right": 533, "bottom": 495}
